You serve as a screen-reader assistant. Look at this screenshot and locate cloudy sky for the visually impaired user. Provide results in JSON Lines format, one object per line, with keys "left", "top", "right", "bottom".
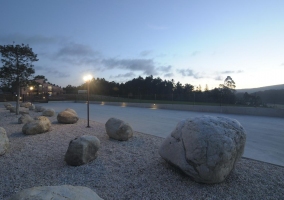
{"left": 0, "top": 0, "right": 283, "bottom": 89}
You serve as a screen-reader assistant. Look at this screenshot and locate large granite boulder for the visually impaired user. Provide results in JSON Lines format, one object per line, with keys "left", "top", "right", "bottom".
{"left": 8, "top": 185, "right": 103, "bottom": 200}
{"left": 18, "top": 114, "right": 34, "bottom": 124}
{"left": 105, "top": 118, "right": 133, "bottom": 141}
{"left": 22, "top": 116, "right": 51, "bottom": 135}
{"left": 159, "top": 115, "right": 246, "bottom": 184}
{"left": 35, "top": 105, "right": 45, "bottom": 112}
{"left": 57, "top": 108, "right": 79, "bottom": 124}
{"left": 65, "top": 135, "right": 100, "bottom": 166}
{"left": 42, "top": 108, "right": 55, "bottom": 117}
{"left": 0, "top": 127, "right": 9, "bottom": 156}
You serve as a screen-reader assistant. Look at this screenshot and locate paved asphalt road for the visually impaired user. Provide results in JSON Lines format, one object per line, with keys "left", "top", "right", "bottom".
{"left": 5, "top": 101, "right": 284, "bottom": 166}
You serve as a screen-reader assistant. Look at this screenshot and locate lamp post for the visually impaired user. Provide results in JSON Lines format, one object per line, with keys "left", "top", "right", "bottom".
{"left": 83, "top": 75, "right": 93, "bottom": 128}
{"left": 29, "top": 86, "right": 34, "bottom": 105}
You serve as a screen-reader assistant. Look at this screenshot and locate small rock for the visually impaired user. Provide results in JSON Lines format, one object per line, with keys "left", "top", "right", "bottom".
{"left": 57, "top": 108, "right": 79, "bottom": 124}
{"left": 42, "top": 108, "right": 55, "bottom": 117}
{"left": 35, "top": 105, "right": 45, "bottom": 112}
{"left": 18, "top": 114, "right": 34, "bottom": 124}
{"left": 0, "top": 127, "right": 9, "bottom": 156}
{"left": 8, "top": 185, "right": 103, "bottom": 200}
{"left": 29, "top": 104, "right": 35, "bottom": 110}
{"left": 22, "top": 116, "right": 51, "bottom": 135}
{"left": 105, "top": 117, "right": 133, "bottom": 141}
{"left": 65, "top": 135, "right": 100, "bottom": 166}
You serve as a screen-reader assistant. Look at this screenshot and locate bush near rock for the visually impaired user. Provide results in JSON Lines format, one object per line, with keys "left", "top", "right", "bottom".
{"left": 22, "top": 116, "right": 51, "bottom": 135}
{"left": 65, "top": 135, "right": 100, "bottom": 166}
{"left": 42, "top": 108, "right": 55, "bottom": 117}
{"left": 159, "top": 115, "right": 246, "bottom": 184}
{"left": 57, "top": 108, "right": 79, "bottom": 124}
{"left": 105, "top": 117, "right": 133, "bottom": 141}
{"left": 0, "top": 127, "right": 9, "bottom": 156}
{"left": 8, "top": 185, "right": 103, "bottom": 200}
{"left": 18, "top": 114, "right": 34, "bottom": 124}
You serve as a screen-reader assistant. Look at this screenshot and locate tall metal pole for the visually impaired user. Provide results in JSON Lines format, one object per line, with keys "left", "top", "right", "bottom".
{"left": 87, "top": 80, "right": 90, "bottom": 128}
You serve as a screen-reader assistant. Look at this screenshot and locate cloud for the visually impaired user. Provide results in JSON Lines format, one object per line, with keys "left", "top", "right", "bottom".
{"left": 157, "top": 65, "right": 172, "bottom": 72}
{"left": 0, "top": 33, "right": 64, "bottom": 45}
{"left": 110, "top": 72, "right": 136, "bottom": 78}
{"left": 34, "top": 65, "right": 70, "bottom": 78}
{"left": 55, "top": 43, "right": 97, "bottom": 58}
{"left": 176, "top": 69, "right": 203, "bottom": 79}
{"left": 140, "top": 50, "right": 152, "bottom": 57}
{"left": 164, "top": 73, "right": 174, "bottom": 78}
{"left": 221, "top": 70, "right": 243, "bottom": 74}
{"left": 280, "top": 63, "right": 284, "bottom": 66}
{"left": 215, "top": 76, "right": 223, "bottom": 81}
{"left": 102, "top": 58, "right": 157, "bottom": 75}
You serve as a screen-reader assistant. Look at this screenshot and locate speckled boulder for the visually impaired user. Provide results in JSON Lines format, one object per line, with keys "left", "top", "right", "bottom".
{"left": 65, "top": 135, "right": 100, "bottom": 166}
{"left": 8, "top": 185, "right": 103, "bottom": 200}
{"left": 57, "top": 108, "right": 79, "bottom": 124}
{"left": 159, "top": 115, "right": 246, "bottom": 184}
{"left": 22, "top": 116, "right": 51, "bottom": 135}
{"left": 105, "top": 118, "right": 133, "bottom": 141}
{"left": 0, "top": 127, "right": 9, "bottom": 156}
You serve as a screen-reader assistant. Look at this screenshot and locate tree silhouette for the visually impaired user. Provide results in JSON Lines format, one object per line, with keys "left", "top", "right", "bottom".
{"left": 0, "top": 43, "right": 38, "bottom": 114}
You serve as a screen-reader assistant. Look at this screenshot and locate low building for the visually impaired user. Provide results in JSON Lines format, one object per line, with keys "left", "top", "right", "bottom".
{"left": 21, "top": 79, "right": 64, "bottom": 100}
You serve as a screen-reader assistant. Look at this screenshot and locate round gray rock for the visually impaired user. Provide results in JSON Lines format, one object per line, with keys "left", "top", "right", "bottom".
{"left": 57, "top": 108, "right": 79, "bottom": 124}
{"left": 105, "top": 117, "right": 133, "bottom": 141}
{"left": 0, "top": 127, "right": 9, "bottom": 156}
{"left": 22, "top": 116, "right": 51, "bottom": 135}
{"left": 8, "top": 185, "right": 103, "bottom": 200}
{"left": 65, "top": 135, "right": 100, "bottom": 166}
{"left": 159, "top": 115, "right": 246, "bottom": 184}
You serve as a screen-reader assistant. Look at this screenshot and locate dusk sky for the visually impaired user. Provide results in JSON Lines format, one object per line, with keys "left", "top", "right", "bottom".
{"left": 0, "top": 0, "right": 283, "bottom": 89}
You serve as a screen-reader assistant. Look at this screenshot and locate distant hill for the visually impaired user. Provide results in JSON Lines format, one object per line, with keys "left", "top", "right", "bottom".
{"left": 236, "top": 84, "right": 284, "bottom": 93}
{"left": 236, "top": 84, "right": 284, "bottom": 104}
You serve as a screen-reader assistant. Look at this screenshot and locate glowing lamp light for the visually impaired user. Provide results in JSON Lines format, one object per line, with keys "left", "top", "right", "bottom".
{"left": 83, "top": 74, "right": 93, "bottom": 82}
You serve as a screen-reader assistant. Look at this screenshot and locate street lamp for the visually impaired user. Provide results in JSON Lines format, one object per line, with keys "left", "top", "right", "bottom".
{"left": 29, "top": 86, "right": 34, "bottom": 105}
{"left": 83, "top": 75, "right": 93, "bottom": 128}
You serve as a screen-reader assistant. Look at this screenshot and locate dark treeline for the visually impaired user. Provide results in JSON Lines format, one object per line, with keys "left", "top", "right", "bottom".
{"left": 64, "top": 75, "right": 240, "bottom": 105}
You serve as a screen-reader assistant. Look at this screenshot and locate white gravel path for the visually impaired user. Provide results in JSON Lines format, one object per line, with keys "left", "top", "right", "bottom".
{"left": 0, "top": 106, "right": 283, "bottom": 200}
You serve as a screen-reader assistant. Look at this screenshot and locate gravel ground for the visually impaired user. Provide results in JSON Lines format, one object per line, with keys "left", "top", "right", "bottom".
{"left": 0, "top": 106, "right": 284, "bottom": 200}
